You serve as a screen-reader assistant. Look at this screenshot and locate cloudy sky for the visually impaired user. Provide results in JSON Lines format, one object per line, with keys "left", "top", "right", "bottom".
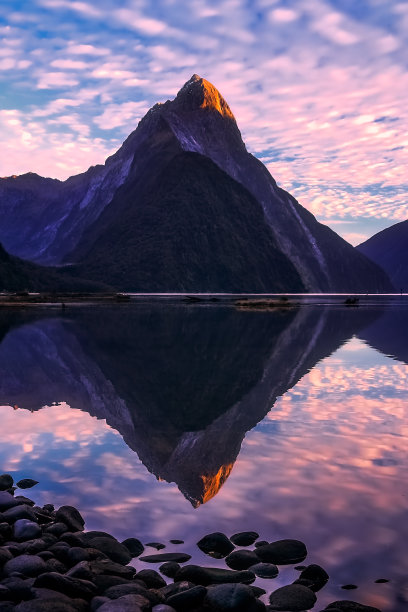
{"left": 1, "top": 0, "right": 407, "bottom": 244}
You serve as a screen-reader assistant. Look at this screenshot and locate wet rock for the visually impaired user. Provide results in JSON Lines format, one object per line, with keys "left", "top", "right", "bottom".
{"left": 16, "top": 479, "right": 39, "bottom": 490}
{"left": 159, "top": 561, "right": 181, "bottom": 578}
{"left": 205, "top": 583, "right": 260, "bottom": 611}
{"left": 3, "top": 554, "right": 47, "bottom": 577}
{"left": 166, "top": 585, "right": 207, "bottom": 610}
{"left": 230, "top": 532, "right": 259, "bottom": 547}
{"left": 268, "top": 584, "right": 316, "bottom": 611}
{"left": 3, "top": 504, "right": 37, "bottom": 523}
{"left": 55, "top": 506, "right": 85, "bottom": 532}
{"left": 323, "top": 602, "right": 381, "bottom": 612}
{"left": 14, "top": 519, "right": 42, "bottom": 541}
{"left": 136, "top": 569, "right": 166, "bottom": 589}
{"left": 33, "top": 572, "right": 97, "bottom": 600}
{"left": 98, "top": 594, "right": 148, "bottom": 610}
{"left": 175, "top": 565, "right": 256, "bottom": 586}
{"left": 225, "top": 550, "right": 259, "bottom": 570}
{"left": 121, "top": 537, "right": 144, "bottom": 558}
{"left": 86, "top": 537, "right": 131, "bottom": 565}
{"left": 250, "top": 563, "right": 279, "bottom": 579}
{"left": 197, "top": 532, "right": 234, "bottom": 557}
{"left": 145, "top": 542, "right": 165, "bottom": 550}
{"left": 0, "top": 475, "right": 13, "bottom": 491}
{"left": 255, "top": 540, "right": 307, "bottom": 565}
{"left": 140, "top": 552, "right": 191, "bottom": 564}
{"left": 294, "top": 564, "right": 329, "bottom": 592}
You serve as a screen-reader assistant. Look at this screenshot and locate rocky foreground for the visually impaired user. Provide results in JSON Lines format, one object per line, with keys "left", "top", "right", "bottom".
{"left": 0, "top": 474, "right": 382, "bottom": 612}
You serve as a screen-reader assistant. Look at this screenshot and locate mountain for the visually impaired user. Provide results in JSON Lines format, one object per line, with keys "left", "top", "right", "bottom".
{"left": 0, "top": 75, "right": 392, "bottom": 292}
{"left": 357, "top": 220, "right": 408, "bottom": 291}
{"left": 0, "top": 242, "right": 109, "bottom": 293}
{"left": 0, "top": 303, "right": 381, "bottom": 506}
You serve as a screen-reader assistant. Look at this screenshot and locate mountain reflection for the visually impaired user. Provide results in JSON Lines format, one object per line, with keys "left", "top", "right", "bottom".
{"left": 0, "top": 303, "right": 380, "bottom": 506}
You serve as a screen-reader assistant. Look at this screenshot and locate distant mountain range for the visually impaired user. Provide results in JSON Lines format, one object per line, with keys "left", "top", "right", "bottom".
{"left": 357, "top": 220, "right": 408, "bottom": 291}
{"left": 0, "top": 74, "right": 393, "bottom": 292}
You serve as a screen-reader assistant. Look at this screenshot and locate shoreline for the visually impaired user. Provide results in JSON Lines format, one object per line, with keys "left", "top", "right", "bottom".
{"left": 0, "top": 473, "right": 382, "bottom": 611}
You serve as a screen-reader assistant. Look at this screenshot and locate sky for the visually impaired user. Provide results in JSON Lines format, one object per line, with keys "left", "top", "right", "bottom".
{"left": 0, "top": 0, "right": 407, "bottom": 245}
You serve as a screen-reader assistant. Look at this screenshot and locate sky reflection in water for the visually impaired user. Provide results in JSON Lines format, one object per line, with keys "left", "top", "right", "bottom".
{"left": 0, "top": 305, "right": 407, "bottom": 611}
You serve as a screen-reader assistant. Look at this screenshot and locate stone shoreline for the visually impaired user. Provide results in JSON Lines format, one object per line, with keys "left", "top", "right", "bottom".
{"left": 0, "top": 474, "right": 382, "bottom": 611}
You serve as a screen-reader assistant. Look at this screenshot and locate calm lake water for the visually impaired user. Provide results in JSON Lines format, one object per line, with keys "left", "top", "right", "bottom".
{"left": 0, "top": 299, "right": 407, "bottom": 611}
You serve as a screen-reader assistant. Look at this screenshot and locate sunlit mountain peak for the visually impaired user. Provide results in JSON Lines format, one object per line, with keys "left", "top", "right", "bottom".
{"left": 174, "top": 74, "right": 235, "bottom": 119}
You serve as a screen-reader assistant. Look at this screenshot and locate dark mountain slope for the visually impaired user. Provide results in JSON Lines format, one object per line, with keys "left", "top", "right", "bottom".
{"left": 71, "top": 149, "right": 304, "bottom": 292}
{"left": 0, "top": 243, "right": 108, "bottom": 292}
{"left": 357, "top": 220, "right": 408, "bottom": 291}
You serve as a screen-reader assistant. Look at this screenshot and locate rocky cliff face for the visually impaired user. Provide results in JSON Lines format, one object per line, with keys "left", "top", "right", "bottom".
{"left": 0, "top": 75, "right": 392, "bottom": 292}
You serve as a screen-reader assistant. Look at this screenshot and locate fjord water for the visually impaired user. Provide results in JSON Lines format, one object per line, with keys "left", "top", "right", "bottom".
{"left": 0, "top": 301, "right": 407, "bottom": 610}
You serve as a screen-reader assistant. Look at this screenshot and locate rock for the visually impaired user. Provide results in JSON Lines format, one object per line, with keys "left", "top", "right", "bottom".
{"left": 323, "top": 602, "right": 381, "bottom": 612}
{"left": 55, "top": 506, "right": 85, "bottom": 532}
{"left": 0, "top": 577, "right": 33, "bottom": 602}
{"left": 91, "top": 596, "right": 110, "bottom": 611}
{"left": 255, "top": 540, "right": 307, "bottom": 565}
{"left": 3, "top": 504, "right": 37, "bottom": 523}
{"left": 87, "top": 537, "right": 131, "bottom": 565}
{"left": 374, "top": 578, "right": 389, "bottom": 583}
{"left": 205, "top": 583, "right": 259, "bottom": 611}
{"left": 140, "top": 552, "right": 191, "bottom": 564}
{"left": 0, "top": 492, "right": 26, "bottom": 512}
{"left": 15, "top": 601, "right": 79, "bottom": 612}
{"left": 121, "top": 537, "right": 144, "bottom": 557}
{"left": 341, "top": 585, "right": 358, "bottom": 590}
{"left": 136, "top": 569, "right": 166, "bottom": 589}
{"left": 254, "top": 541, "right": 268, "bottom": 548}
{"left": 66, "top": 561, "right": 94, "bottom": 581}
{"left": 44, "top": 522, "right": 69, "bottom": 537}
{"left": 0, "top": 548, "right": 13, "bottom": 566}
{"left": 3, "top": 554, "right": 47, "bottom": 577}
{"left": 16, "top": 479, "right": 39, "bottom": 490}
{"left": 294, "top": 564, "right": 329, "bottom": 592}
{"left": 169, "top": 540, "right": 184, "bottom": 545}
{"left": 145, "top": 542, "right": 165, "bottom": 550}
{"left": 197, "top": 532, "right": 234, "bottom": 557}
{"left": 250, "top": 586, "right": 267, "bottom": 597}
{"left": 0, "top": 475, "right": 14, "bottom": 491}
{"left": 230, "top": 532, "right": 259, "bottom": 547}
{"left": 60, "top": 532, "right": 87, "bottom": 547}
{"left": 152, "top": 606, "right": 177, "bottom": 612}
{"left": 175, "top": 565, "right": 256, "bottom": 586}
{"left": 250, "top": 563, "right": 279, "bottom": 579}
{"left": 268, "top": 584, "right": 317, "bottom": 611}
{"left": 92, "top": 576, "right": 134, "bottom": 595}
{"left": 103, "top": 584, "right": 150, "bottom": 600}
{"left": 33, "top": 572, "right": 96, "bottom": 600}
{"left": 160, "top": 561, "right": 181, "bottom": 578}
{"left": 14, "top": 519, "right": 42, "bottom": 541}
{"left": 14, "top": 496, "right": 35, "bottom": 506}
{"left": 82, "top": 531, "right": 116, "bottom": 542}
{"left": 225, "top": 550, "right": 259, "bottom": 570}
{"left": 90, "top": 559, "right": 136, "bottom": 579}
{"left": 97, "top": 594, "right": 147, "bottom": 611}
{"left": 166, "top": 585, "right": 207, "bottom": 610}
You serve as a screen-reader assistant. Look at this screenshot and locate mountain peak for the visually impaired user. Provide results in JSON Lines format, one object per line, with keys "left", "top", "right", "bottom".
{"left": 173, "top": 74, "right": 235, "bottom": 119}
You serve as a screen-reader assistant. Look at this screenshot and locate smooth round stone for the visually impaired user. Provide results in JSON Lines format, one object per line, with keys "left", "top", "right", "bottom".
{"left": 86, "top": 537, "right": 131, "bottom": 565}
{"left": 121, "top": 538, "right": 144, "bottom": 558}
{"left": 55, "top": 506, "right": 85, "bottom": 532}
{"left": 225, "top": 550, "right": 259, "bottom": 570}
{"left": 14, "top": 519, "right": 42, "bottom": 541}
{"left": 294, "top": 563, "right": 329, "bottom": 592}
{"left": 16, "top": 479, "right": 39, "bottom": 490}
{"left": 254, "top": 541, "right": 268, "bottom": 548}
{"left": 251, "top": 563, "right": 279, "bottom": 579}
{"left": 268, "top": 584, "right": 316, "bottom": 611}
{"left": 0, "top": 548, "right": 13, "bottom": 565}
{"left": 4, "top": 554, "right": 47, "bottom": 577}
{"left": 136, "top": 569, "right": 166, "bottom": 589}
{"left": 205, "top": 583, "right": 258, "bottom": 611}
{"left": 33, "top": 572, "right": 96, "bottom": 600}
{"left": 255, "top": 540, "right": 307, "bottom": 565}
{"left": 323, "top": 602, "right": 382, "bottom": 612}
{"left": 0, "top": 474, "right": 14, "bottom": 491}
{"left": 140, "top": 552, "right": 191, "bottom": 564}
{"left": 98, "top": 593, "right": 149, "bottom": 610}
{"left": 3, "top": 504, "right": 37, "bottom": 523}
{"left": 197, "top": 532, "right": 234, "bottom": 557}
{"left": 230, "top": 532, "right": 259, "bottom": 547}
{"left": 44, "top": 523, "right": 69, "bottom": 537}
{"left": 175, "top": 565, "right": 256, "bottom": 586}
{"left": 145, "top": 542, "right": 165, "bottom": 550}
{"left": 152, "top": 606, "right": 177, "bottom": 612}
{"left": 167, "top": 585, "right": 207, "bottom": 610}
{"left": 15, "top": 600, "right": 79, "bottom": 612}
{"left": 341, "top": 585, "right": 358, "bottom": 590}
{"left": 103, "top": 583, "right": 149, "bottom": 599}
{"left": 170, "top": 539, "right": 184, "bottom": 545}
{"left": 160, "top": 561, "right": 180, "bottom": 578}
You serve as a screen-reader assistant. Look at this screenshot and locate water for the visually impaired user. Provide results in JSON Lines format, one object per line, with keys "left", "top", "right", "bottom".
{"left": 0, "top": 300, "right": 407, "bottom": 611}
